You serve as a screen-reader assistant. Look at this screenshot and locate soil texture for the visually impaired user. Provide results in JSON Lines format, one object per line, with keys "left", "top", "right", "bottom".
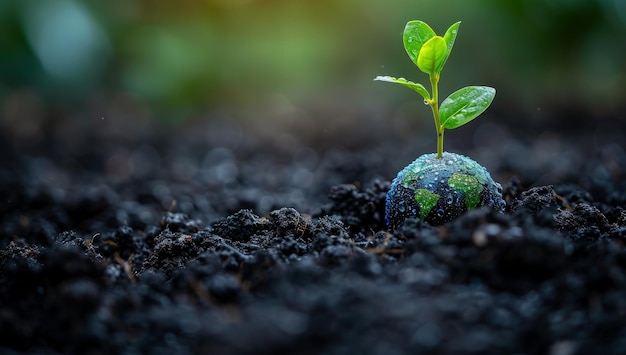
{"left": 1, "top": 114, "right": 626, "bottom": 355}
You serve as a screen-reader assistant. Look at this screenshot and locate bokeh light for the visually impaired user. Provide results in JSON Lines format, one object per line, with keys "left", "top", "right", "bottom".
{"left": 1, "top": 0, "right": 624, "bottom": 143}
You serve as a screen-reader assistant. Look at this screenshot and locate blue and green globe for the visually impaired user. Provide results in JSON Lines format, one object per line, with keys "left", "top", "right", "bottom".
{"left": 386, "top": 152, "right": 505, "bottom": 227}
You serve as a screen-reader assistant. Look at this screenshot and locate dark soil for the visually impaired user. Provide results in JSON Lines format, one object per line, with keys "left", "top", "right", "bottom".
{"left": 1, "top": 113, "right": 626, "bottom": 355}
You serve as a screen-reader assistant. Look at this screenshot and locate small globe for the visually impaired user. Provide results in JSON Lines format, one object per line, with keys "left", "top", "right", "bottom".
{"left": 385, "top": 152, "right": 505, "bottom": 228}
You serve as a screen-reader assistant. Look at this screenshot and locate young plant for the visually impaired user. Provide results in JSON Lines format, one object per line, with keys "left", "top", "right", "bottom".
{"left": 375, "top": 20, "right": 495, "bottom": 159}
{"left": 377, "top": 21, "right": 504, "bottom": 228}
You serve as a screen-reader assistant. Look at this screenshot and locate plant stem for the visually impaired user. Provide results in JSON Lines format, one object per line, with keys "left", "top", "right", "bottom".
{"left": 428, "top": 73, "right": 444, "bottom": 159}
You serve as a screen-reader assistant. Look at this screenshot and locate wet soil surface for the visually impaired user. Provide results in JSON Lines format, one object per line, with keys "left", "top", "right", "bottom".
{"left": 1, "top": 117, "right": 626, "bottom": 355}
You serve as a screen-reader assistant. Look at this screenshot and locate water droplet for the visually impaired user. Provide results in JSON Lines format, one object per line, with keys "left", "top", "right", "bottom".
{"left": 423, "top": 100, "right": 429, "bottom": 105}
{"left": 447, "top": 196, "right": 453, "bottom": 204}
{"left": 398, "top": 201, "right": 406, "bottom": 213}
{"left": 488, "top": 199, "right": 494, "bottom": 206}
{"left": 436, "top": 209, "right": 445, "bottom": 217}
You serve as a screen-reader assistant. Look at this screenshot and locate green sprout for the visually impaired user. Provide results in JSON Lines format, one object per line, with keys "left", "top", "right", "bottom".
{"left": 375, "top": 20, "right": 495, "bottom": 159}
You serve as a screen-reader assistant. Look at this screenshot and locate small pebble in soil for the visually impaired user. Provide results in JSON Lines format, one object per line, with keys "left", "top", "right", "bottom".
{"left": 386, "top": 152, "right": 505, "bottom": 227}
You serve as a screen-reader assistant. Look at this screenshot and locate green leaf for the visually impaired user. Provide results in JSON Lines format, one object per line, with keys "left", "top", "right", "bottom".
{"left": 403, "top": 20, "right": 436, "bottom": 67}
{"left": 374, "top": 76, "right": 430, "bottom": 100}
{"left": 441, "top": 21, "right": 461, "bottom": 71}
{"left": 440, "top": 86, "right": 496, "bottom": 129}
{"left": 417, "top": 36, "right": 447, "bottom": 75}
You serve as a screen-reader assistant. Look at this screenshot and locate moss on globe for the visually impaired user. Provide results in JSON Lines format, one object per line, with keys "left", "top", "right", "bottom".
{"left": 385, "top": 152, "right": 505, "bottom": 228}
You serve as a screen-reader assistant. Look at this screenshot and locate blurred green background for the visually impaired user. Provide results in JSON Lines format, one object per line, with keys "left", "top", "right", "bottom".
{"left": 1, "top": 0, "right": 625, "bottom": 139}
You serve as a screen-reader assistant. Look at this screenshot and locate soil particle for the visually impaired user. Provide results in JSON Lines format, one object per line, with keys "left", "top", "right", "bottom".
{"left": 511, "top": 185, "right": 560, "bottom": 214}
{"left": 324, "top": 179, "right": 389, "bottom": 233}
{"left": 211, "top": 209, "right": 271, "bottom": 243}
{"left": 554, "top": 203, "right": 611, "bottom": 239}
{"left": 162, "top": 212, "right": 204, "bottom": 233}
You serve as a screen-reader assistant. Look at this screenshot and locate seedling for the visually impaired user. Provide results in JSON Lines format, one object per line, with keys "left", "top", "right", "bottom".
{"left": 375, "top": 20, "right": 495, "bottom": 159}
{"left": 376, "top": 21, "right": 505, "bottom": 227}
